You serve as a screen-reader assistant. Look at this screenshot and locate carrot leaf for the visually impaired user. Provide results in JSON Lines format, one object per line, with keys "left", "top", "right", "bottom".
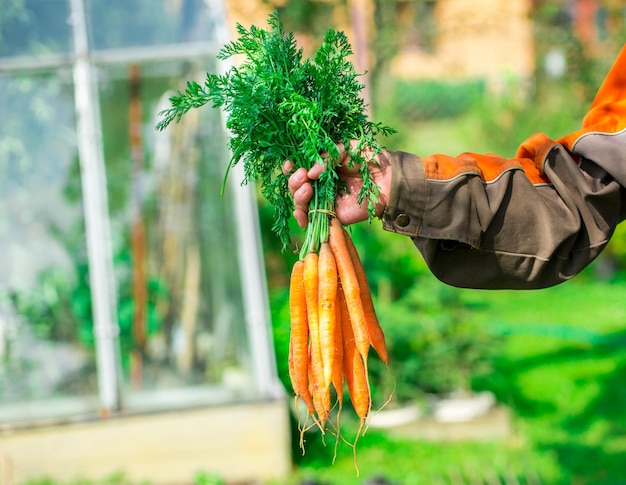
{"left": 156, "top": 11, "right": 395, "bottom": 252}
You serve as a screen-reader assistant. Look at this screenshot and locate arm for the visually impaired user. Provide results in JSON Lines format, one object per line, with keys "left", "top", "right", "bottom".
{"left": 286, "top": 47, "right": 626, "bottom": 290}
{"left": 383, "top": 144, "right": 623, "bottom": 289}
{"left": 383, "top": 46, "right": 626, "bottom": 289}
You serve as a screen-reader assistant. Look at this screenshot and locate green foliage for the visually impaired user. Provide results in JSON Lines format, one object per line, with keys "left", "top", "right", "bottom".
{"left": 5, "top": 230, "right": 167, "bottom": 363}
{"left": 280, "top": 428, "right": 560, "bottom": 485}
{"left": 7, "top": 262, "right": 92, "bottom": 345}
{"left": 468, "top": 279, "right": 626, "bottom": 485}
{"left": 391, "top": 78, "right": 486, "bottom": 122}
{"left": 156, "top": 12, "right": 395, "bottom": 253}
{"left": 266, "top": 0, "right": 334, "bottom": 40}
{"left": 476, "top": 79, "right": 586, "bottom": 156}
{"left": 371, "top": 278, "right": 496, "bottom": 403}
{"left": 598, "top": 223, "right": 626, "bottom": 277}
{"left": 193, "top": 471, "right": 225, "bottom": 485}
{"left": 113, "top": 245, "right": 169, "bottom": 361}
{"left": 22, "top": 471, "right": 152, "bottom": 485}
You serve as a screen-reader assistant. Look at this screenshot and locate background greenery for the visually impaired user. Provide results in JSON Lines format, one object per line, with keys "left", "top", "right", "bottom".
{"left": 4, "top": 0, "right": 626, "bottom": 483}
{"left": 256, "top": 2, "right": 626, "bottom": 484}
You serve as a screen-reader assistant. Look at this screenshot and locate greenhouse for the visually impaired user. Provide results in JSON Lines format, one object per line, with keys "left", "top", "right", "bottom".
{"left": 0, "top": 0, "right": 289, "bottom": 483}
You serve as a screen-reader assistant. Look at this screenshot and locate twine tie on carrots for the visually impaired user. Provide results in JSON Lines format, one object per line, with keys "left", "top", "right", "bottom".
{"left": 308, "top": 209, "right": 337, "bottom": 219}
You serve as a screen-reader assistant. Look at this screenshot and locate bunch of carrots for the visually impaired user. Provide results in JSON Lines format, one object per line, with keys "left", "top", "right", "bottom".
{"left": 155, "top": 12, "right": 394, "bottom": 461}
{"left": 289, "top": 216, "right": 389, "bottom": 453}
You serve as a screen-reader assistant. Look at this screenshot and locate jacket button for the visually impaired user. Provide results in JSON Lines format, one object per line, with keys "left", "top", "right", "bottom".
{"left": 395, "top": 213, "right": 410, "bottom": 227}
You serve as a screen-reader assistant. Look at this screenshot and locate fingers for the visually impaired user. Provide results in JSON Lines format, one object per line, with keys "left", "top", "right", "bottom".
{"left": 282, "top": 160, "right": 295, "bottom": 175}
{"left": 307, "top": 163, "right": 325, "bottom": 180}
{"left": 283, "top": 161, "right": 325, "bottom": 182}
{"left": 293, "top": 208, "right": 309, "bottom": 229}
{"left": 285, "top": 166, "right": 315, "bottom": 229}
{"left": 287, "top": 167, "right": 309, "bottom": 195}
{"left": 293, "top": 182, "right": 313, "bottom": 228}
{"left": 285, "top": 161, "right": 325, "bottom": 200}
{"left": 284, "top": 155, "right": 357, "bottom": 228}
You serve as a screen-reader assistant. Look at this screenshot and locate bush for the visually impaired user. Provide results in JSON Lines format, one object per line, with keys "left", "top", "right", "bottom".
{"left": 391, "top": 78, "right": 486, "bottom": 122}
{"left": 368, "top": 274, "right": 496, "bottom": 407}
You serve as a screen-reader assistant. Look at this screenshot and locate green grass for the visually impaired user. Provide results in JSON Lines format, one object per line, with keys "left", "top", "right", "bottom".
{"left": 462, "top": 277, "right": 626, "bottom": 484}
{"left": 276, "top": 430, "right": 557, "bottom": 484}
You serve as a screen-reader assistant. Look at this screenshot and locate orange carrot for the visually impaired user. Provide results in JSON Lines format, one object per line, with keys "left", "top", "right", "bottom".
{"left": 339, "top": 286, "right": 370, "bottom": 434}
{"left": 288, "top": 337, "right": 296, "bottom": 392}
{"left": 309, "top": 343, "right": 329, "bottom": 426}
{"left": 330, "top": 283, "right": 345, "bottom": 463}
{"left": 342, "top": 227, "right": 388, "bottom": 364}
{"left": 290, "top": 220, "right": 390, "bottom": 460}
{"left": 328, "top": 217, "right": 370, "bottom": 359}
{"left": 332, "top": 283, "right": 344, "bottom": 402}
{"left": 318, "top": 241, "right": 338, "bottom": 391}
{"left": 303, "top": 251, "right": 329, "bottom": 424}
{"left": 289, "top": 260, "right": 315, "bottom": 417}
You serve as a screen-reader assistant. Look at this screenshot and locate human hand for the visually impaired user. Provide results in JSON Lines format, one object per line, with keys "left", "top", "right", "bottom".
{"left": 283, "top": 140, "right": 392, "bottom": 228}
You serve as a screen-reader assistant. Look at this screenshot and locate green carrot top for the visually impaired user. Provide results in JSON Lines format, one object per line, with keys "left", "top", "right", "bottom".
{"left": 156, "top": 11, "right": 395, "bottom": 254}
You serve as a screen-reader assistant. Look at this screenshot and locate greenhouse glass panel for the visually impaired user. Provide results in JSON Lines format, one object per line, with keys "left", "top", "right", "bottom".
{"left": 97, "top": 59, "right": 258, "bottom": 411}
{"left": 0, "top": 0, "right": 279, "bottom": 426}
{"left": 0, "top": 69, "right": 100, "bottom": 425}
{"left": 0, "top": 0, "right": 72, "bottom": 58}
{"left": 87, "top": 0, "right": 216, "bottom": 50}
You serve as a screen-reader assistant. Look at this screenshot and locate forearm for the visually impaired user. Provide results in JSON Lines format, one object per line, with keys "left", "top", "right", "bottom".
{"left": 381, "top": 146, "right": 623, "bottom": 289}
{"left": 379, "top": 46, "right": 626, "bottom": 289}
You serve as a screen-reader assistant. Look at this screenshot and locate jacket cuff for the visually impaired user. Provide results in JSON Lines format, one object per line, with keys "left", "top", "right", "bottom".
{"left": 381, "top": 150, "right": 427, "bottom": 236}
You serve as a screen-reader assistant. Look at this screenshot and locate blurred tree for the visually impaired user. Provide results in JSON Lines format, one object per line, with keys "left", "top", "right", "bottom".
{"left": 263, "top": 0, "right": 440, "bottom": 104}
{"left": 530, "top": 0, "right": 626, "bottom": 274}
{"left": 263, "top": 0, "right": 337, "bottom": 40}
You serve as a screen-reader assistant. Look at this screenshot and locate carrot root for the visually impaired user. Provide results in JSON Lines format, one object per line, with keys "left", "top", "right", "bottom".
{"left": 289, "top": 260, "right": 316, "bottom": 417}
{"left": 342, "top": 226, "right": 388, "bottom": 364}
{"left": 286, "top": 216, "right": 390, "bottom": 470}
{"left": 318, "top": 241, "right": 338, "bottom": 393}
{"left": 329, "top": 218, "right": 370, "bottom": 359}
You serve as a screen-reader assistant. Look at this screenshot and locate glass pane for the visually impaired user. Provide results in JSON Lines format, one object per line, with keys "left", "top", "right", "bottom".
{"left": 0, "top": 0, "right": 72, "bottom": 58}
{"left": 98, "top": 59, "right": 256, "bottom": 412}
{"left": 88, "top": 0, "right": 216, "bottom": 50}
{"left": 0, "top": 69, "right": 100, "bottom": 425}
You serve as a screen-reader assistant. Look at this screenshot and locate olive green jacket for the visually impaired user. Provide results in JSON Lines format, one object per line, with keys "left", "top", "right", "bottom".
{"left": 381, "top": 46, "right": 626, "bottom": 289}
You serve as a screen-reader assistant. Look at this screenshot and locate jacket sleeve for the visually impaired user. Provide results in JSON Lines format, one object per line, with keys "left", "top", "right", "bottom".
{"left": 380, "top": 45, "right": 626, "bottom": 290}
